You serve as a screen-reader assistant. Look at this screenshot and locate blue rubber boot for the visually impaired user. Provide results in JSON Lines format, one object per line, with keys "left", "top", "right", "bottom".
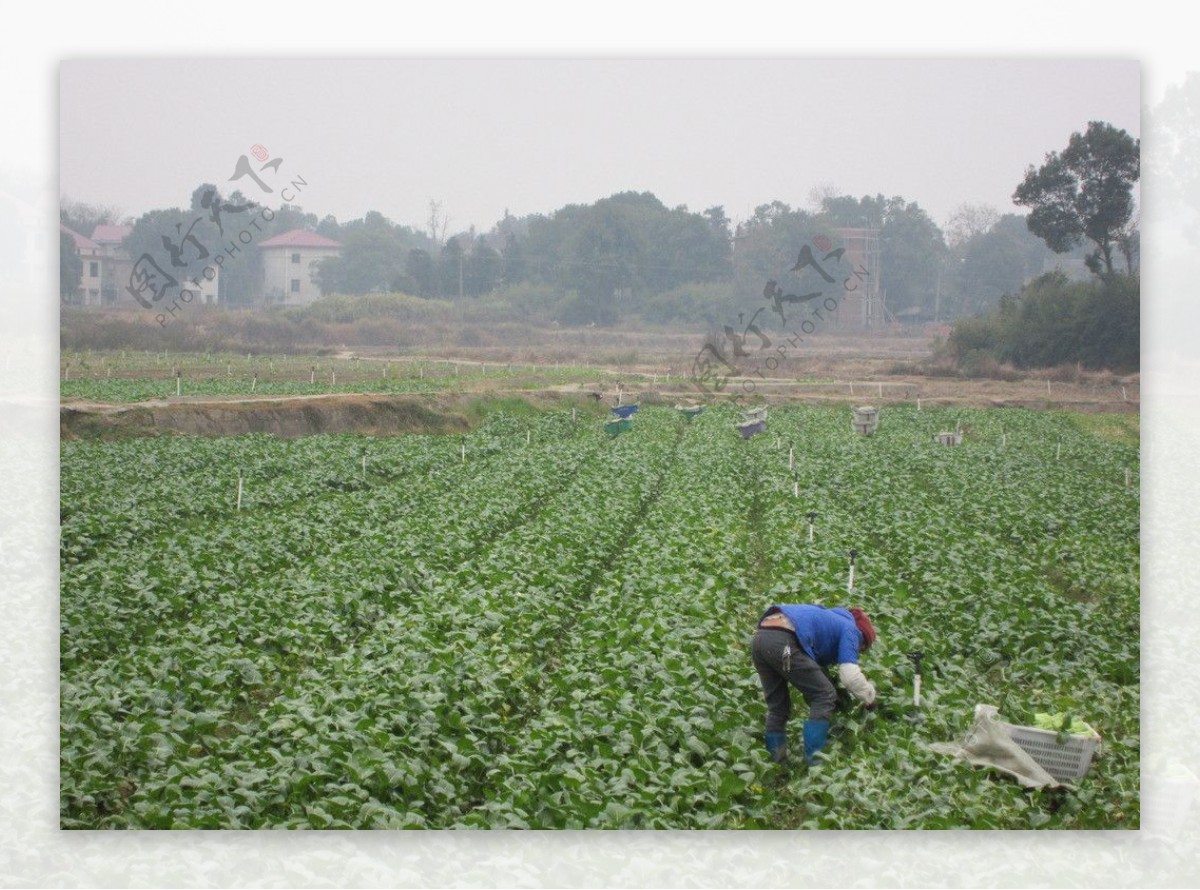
{"left": 764, "top": 731, "right": 788, "bottom": 763}
{"left": 803, "top": 720, "right": 830, "bottom": 764}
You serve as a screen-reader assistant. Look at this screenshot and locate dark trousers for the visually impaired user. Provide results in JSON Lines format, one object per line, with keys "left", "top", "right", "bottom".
{"left": 751, "top": 628, "right": 837, "bottom": 730}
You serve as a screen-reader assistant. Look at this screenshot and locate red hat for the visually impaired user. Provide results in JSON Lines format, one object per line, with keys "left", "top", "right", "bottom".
{"left": 849, "top": 607, "right": 876, "bottom": 651}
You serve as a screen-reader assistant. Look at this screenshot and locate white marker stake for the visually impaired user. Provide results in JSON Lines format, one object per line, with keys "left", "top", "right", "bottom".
{"left": 1122, "top": 386, "right": 1128, "bottom": 401}
{"left": 420, "top": 367, "right": 424, "bottom": 379}
{"left": 1057, "top": 442, "right": 1061, "bottom": 461}
{"left": 1125, "top": 468, "right": 1131, "bottom": 487}
{"left": 176, "top": 376, "right": 181, "bottom": 397}
{"left": 913, "top": 674, "right": 922, "bottom": 708}
{"left": 527, "top": 430, "right": 531, "bottom": 446}
{"left": 789, "top": 447, "right": 794, "bottom": 471}
{"left": 848, "top": 551, "right": 857, "bottom": 593}
{"left": 251, "top": 376, "right": 257, "bottom": 393}
{"left": 311, "top": 368, "right": 315, "bottom": 384}
{"left": 572, "top": 407, "right": 577, "bottom": 423}
{"left": 236, "top": 472, "right": 244, "bottom": 512}
{"left": 362, "top": 455, "right": 367, "bottom": 480}
{"left": 64, "top": 365, "right": 69, "bottom": 381}
{"left": 1047, "top": 379, "right": 1052, "bottom": 396}
{"left": 878, "top": 382, "right": 883, "bottom": 398}
{"left": 917, "top": 398, "right": 922, "bottom": 411}
{"left": 461, "top": 443, "right": 466, "bottom": 463}
{"left": 794, "top": 480, "right": 799, "bottom": 498}
{"left": 332, "top": 371, "right": 336, "bottom": 387}
{"left": 849, "top": 382, "right": 854, "bottom": 395}
{"left": 1002, "top": 433, "right": 1007, "bottom": 448}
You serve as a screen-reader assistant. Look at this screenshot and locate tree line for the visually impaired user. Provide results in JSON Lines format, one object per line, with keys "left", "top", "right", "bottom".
{"left": 63, "top": 182, "right": 1077, "bottom": 324}
{"left": 61, "top": 120, "right": 1139, "bottom": 370}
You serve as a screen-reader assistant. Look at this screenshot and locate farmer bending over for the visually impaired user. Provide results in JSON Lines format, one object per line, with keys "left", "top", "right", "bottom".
{"left": 751, "top": 603, "right": 877, "bottom": 764}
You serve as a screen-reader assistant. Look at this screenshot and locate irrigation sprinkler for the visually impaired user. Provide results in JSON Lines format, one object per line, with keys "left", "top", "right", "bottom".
{"left": 908, "top": 651, "right": 925, "bottom": 709}
{"left": 847, "top": 548, "right": 857, "bottom": 592}
{"left": 807, "top": 511, "right": 816, "bottom": 542}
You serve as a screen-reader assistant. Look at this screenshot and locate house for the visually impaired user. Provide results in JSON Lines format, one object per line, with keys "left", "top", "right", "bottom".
{"left": 256, "top": 229, "right": 341, "bottom": 305}
{"left": 89, "top": 224, "right": 135, "bottom": 305}
{"left": 62, "top": 221, "right": 219, "bottom": 308}
{"left": 60, "top": 224, "right": 103, "bottom": 305}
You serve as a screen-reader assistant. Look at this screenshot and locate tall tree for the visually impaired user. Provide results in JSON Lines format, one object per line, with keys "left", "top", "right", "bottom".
{"left": 1012, "top": 120, "right": 1140, "bottom": 277}
{"left": 60, "top": 230, "right": 82, "bottom": 302}
{"left": 60, "top": 197, "right": 122, "bottom": 238}
{"left": 952, "top": 213, "right": 1056, "bottom": 316}
{"left": 465, "top": 235, "right": 502, "bottom": 296}
{"left": 405, "top": 248, "right": 435, "bottom": 297}
{"left": 944, "top": 202, "right": 1000, "bottom": 248}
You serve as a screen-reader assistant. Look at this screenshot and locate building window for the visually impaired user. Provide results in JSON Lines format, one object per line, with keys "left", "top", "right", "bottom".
{"left": 89, "top": 261, "right": 99, "bottom": 277}
{"left": 291, "top": 253, "right": 301, "bottom": 264}
{"left": 290, "top": 279, "right": 301, "bottom": 293}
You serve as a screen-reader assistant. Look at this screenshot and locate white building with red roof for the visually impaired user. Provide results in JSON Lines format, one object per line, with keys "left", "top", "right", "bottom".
{"left": 257, "top": 229, "right": 341, "bottom": 306}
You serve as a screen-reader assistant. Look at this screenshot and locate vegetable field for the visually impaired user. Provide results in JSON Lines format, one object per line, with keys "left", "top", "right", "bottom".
{"left": 60, "top": 404, "right": 1139, "bottom": 829}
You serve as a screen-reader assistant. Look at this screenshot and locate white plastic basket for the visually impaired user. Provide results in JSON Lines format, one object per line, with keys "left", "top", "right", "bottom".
{"left": 1002, "top": 720, "right": 1102, "bottom": 783}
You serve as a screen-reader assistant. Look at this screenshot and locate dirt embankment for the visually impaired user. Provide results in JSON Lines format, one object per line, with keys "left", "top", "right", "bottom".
{"left": 60, "top": 394, "right": 473, "bottom": 440}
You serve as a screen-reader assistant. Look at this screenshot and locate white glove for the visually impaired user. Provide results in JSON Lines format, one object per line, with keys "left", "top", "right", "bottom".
{"left": 839, "top": 663, "right": 876, "bottom": 705}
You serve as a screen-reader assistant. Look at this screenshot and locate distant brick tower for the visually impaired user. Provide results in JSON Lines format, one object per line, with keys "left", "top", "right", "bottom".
{"left": 831, "top": 227, "right": 884, "bottom": 329}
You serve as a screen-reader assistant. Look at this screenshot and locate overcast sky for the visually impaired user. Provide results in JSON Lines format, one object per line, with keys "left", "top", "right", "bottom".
{"left": 59, "top": 58, "right": 1140, "bottom": 236}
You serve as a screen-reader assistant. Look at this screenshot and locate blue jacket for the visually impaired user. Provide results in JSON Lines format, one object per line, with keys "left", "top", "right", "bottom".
{"left": 761, "top": 604, "right": 863, "bottom": 666}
